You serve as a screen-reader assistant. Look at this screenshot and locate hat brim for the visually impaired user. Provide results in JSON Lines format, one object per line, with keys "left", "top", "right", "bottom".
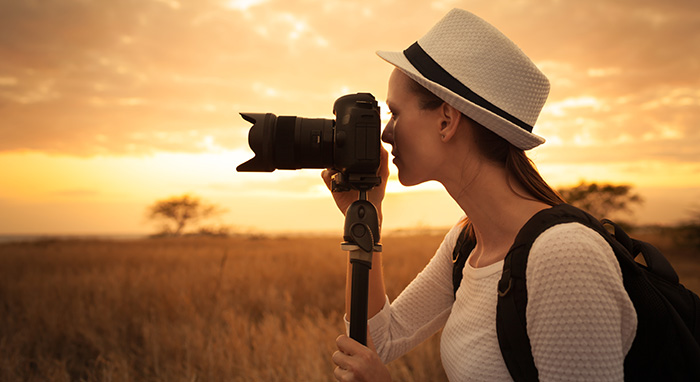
{"left": 377, "top": 50, "right": 546, "bottom": 150}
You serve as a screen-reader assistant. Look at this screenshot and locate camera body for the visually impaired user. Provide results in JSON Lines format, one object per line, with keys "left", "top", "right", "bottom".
{"left": 237, "top": 93, "right": 382, "bottom": 190}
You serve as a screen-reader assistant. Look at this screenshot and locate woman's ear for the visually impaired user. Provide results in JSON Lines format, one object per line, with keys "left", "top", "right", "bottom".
{"left": 438, "top": 103, "right": 462, "bottom": 142}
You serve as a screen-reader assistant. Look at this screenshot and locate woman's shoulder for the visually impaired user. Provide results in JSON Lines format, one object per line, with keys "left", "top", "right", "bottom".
{"left": 533, "top": 221, "right": 611, "bottom": 251}
{"left": 433, "top": 216, "right": 468, "bottom": 260}
{"left": 529, "top": 221, "right": 622, "bottom": 276}
{"left": 536, "top": 222, "right": 606, "bottom": 243}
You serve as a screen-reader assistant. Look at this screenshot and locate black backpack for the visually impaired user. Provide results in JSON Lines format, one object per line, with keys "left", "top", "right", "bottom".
{"left": 451, "top": 204, "right": 700, "bottom": 381}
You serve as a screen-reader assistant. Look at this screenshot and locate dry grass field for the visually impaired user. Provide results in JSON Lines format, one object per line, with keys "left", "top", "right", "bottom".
{"left": 0, "top": 233, "right": 448, "bottom": 382}
{"left": 1, "top": 231, "right": 698, "bottom": 381}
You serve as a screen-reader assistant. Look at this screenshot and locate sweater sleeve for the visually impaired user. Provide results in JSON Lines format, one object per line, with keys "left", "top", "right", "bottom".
{"left": 367, "top": 221, "right": 463, "bottom": 363}
{"left": 526, "top": 223, "right": 638, "bottom": 381}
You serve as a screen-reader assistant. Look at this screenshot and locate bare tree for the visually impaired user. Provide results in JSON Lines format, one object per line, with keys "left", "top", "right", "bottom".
{"left": 147, "top": 194, "right": 223, "bottom": 236}
{"left": 557, "top": 181, "right": 643, "bottom": 220}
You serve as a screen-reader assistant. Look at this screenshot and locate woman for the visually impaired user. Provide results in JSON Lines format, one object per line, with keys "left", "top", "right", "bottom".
{"left": 324, "top": 9, "right": 637, "bottom": 382}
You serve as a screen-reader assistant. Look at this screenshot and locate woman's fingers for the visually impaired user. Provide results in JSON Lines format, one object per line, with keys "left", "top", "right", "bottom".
{"left": 332, "top": 335, "right": 392, "bottom": 382}
{"left": 336, "top": 334, "right": 362, "bottom": 355}
{"left": 321, "top": 168, "right": 337, "bottom": 190}
{"left": 333, "top": 365, "right": 355, "bottom": 382}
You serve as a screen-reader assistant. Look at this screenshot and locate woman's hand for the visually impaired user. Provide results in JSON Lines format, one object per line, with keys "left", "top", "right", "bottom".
{"left": 321, "top": 146, "right": 390, "bottom": 221}
{"left": 332, "top": 335, "right": 392, "bottom": 382}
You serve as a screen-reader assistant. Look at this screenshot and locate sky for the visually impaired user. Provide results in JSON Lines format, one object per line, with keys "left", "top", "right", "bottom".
{"left": 1, "top": 0, "right": 699, "bottom": 235}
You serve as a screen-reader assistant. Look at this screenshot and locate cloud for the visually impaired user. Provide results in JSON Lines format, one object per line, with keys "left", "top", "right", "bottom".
{"left": 0, "top": 0, "right": 698, "bottom": 168}
{"left": 0, "top": 0, "right": 395, "bottom": 155}
{"left": 535, "top": 85, "right": 700, "bottom": 165}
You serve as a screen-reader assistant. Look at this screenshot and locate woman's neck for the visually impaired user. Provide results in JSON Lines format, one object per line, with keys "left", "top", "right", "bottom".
{"left": 442, "top": 161, "right": 549, "bottom": 266}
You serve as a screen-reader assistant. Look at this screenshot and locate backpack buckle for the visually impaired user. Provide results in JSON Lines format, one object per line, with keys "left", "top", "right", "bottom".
{"left": 498, "top": 277, "right": 512, "bottom": 297}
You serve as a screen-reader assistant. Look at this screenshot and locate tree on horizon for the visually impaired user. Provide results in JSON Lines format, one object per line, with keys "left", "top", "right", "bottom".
{"left": 557, "top": 181, "right": 643, "bottom": 222}
{"left": 146, "top": 194, "right": 224, "bottom": 236}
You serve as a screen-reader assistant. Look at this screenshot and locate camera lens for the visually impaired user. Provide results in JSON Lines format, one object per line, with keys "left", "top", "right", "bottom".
{"left": 236, "top": 113, "right": 335, "bottom": 172}
{"left": 237, "top": 93, "right": 381, "bottom": 186}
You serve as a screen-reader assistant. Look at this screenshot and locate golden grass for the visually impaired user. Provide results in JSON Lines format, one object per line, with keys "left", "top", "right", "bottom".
{"left": 1, "top": 232, "right": 697, "bottom": 381}
{"left": 0, "top": 234, "right": 447, "bottom": 382}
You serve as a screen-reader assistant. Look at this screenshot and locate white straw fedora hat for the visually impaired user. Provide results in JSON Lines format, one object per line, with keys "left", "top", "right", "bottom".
{"left": 377, "top": 9, "right": 549, "bottom": 150}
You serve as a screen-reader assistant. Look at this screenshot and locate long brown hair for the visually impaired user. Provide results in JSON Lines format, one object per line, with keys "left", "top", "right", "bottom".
{"left": 406, "top": 76, "right": 565, "bottom": 237}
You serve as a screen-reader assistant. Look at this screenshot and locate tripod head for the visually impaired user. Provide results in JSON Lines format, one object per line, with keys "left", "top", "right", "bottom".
{"left": 330, "top": 172, "right": 381, "bottom": 193}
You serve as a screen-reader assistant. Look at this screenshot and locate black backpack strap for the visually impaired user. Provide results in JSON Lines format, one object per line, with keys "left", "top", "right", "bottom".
{"left": 497, "top": 204, "right": 603, "bottom": 382}
{"left": 451, "top": 206, "right": 593, "bottom": 380}
{"left": 498, "top": 204, "right": 700, "bottom": 381}
{"left": 452, "top": 225, "right": 476, "bottom": 297}
{"left": 601, "top": 218, "right": 679, "bottom": 284}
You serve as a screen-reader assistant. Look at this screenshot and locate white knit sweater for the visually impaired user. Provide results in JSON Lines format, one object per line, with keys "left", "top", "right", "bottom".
{"left": 368, "top": 221, "right": 638, "bottom": 381}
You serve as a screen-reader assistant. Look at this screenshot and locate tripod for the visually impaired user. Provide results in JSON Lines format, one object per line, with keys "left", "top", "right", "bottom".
{"left": 333, "top": 173, "right": 382, "bottom": 346}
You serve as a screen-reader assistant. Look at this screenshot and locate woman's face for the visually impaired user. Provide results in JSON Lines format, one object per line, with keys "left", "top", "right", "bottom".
{"left": 382, "top": 69, "right": 444, "bottom": 186}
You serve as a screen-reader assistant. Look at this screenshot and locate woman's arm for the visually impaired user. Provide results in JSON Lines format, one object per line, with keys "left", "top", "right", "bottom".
{"left": 526, "top": 223, "right": 638, "bottom": 381}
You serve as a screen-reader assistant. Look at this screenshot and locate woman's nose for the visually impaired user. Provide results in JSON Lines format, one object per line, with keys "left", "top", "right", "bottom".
{"left": 382, "top": 120, "right": 394, "bottom": 144}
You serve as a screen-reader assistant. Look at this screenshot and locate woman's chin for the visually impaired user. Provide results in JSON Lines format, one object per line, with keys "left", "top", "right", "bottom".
{"left": 397, "top": 174, "right": 424, "bottom": 187}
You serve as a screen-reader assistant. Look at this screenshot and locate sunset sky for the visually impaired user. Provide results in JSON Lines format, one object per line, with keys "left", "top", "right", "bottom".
{"left": 1, "top": 0, "right": 699, "bottom": 235}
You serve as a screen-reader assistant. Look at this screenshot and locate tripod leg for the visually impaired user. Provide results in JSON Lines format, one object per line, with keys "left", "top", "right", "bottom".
{"left": 342, "top": 197, "right": 380, "bottom": 347}
{"left": 349, "top": 255, "right": 371, "bottom": 345}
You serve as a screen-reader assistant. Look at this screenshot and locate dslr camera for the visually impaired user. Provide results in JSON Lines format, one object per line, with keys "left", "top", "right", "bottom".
{"left": 237, "top": 93, "right": 382, "bottom": 191}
